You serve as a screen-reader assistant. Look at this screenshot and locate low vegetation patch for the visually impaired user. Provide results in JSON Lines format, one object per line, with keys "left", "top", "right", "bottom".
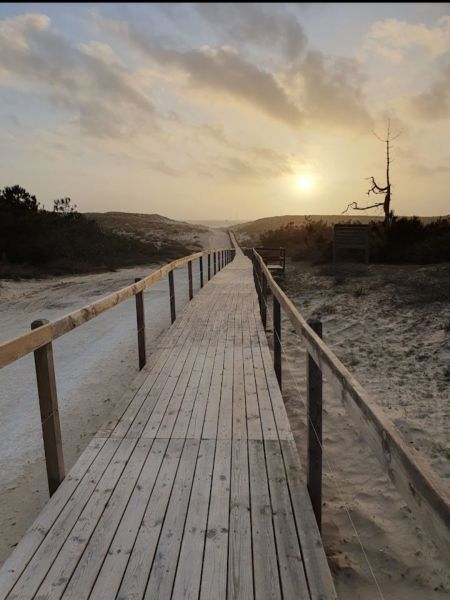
{"left": 0, "top": 186, "right": 190, "bottom": 278}
{"left": 258, "top": 216, "right": 450, "bottom": 265}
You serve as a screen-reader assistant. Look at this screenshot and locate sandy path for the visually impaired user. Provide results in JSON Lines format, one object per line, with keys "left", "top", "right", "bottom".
{"left": 268, "top": 260, "right": 449, "bottom": 599}
{"left": 0, "top": 229, "right": 230, "bottom": 564}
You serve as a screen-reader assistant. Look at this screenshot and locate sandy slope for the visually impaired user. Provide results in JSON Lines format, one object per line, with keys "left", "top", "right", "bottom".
{"left": 0, "top": 229, "right": 230, "bottom": 565}
{"left": 270, "top": 260, "right": 450, "bottom": 599}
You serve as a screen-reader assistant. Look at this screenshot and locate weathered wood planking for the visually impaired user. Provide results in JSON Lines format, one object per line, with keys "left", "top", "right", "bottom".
{"left": 0, "top": 243, "right": 336, "bottom": 599}
{"left": 254, "top": 248, "right": 450, "bottom": 560}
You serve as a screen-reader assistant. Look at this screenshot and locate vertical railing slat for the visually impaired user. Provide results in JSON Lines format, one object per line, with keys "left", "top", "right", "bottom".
{"left": 134, "top": 278, "right": 146, "bottom": 370}
{"left": 307, "top": 318, "right": 323, "bottom": 532}
{"left": 168, "top": 270, "right": 176, "bottom": 323}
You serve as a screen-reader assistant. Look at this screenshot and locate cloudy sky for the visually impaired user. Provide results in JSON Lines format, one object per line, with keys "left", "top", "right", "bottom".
{"left": 0, "top": 3, "right": 449, "bottom": 220}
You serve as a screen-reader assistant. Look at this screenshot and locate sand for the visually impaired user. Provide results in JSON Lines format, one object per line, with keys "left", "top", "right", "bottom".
{"left": 268, "top": 259, "right": 450, "bottom": 599}
{"left": 0, "top": 229, "right": 230, "bottom": 565}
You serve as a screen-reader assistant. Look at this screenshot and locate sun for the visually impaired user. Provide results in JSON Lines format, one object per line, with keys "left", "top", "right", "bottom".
{"left": 297, "top": 175, "right": 313, "bottom": 191}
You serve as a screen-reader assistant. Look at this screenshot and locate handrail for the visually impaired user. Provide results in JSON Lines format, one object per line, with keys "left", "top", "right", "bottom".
{"left": 0, "top": 245, "right": 235, "bottom": 495}
{"left": 0, "top": 247, "right": 231, "bottom": 369}
{"left": 252, "top": 248, "right": 450, "bottom": 559}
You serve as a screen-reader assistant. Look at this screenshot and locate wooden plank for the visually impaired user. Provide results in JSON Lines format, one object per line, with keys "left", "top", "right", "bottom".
{"left": 228, "top": 439, "right": 253, "bottom": 600}
{"left": 201, "top": 297, "right": 228, "bottom": 440}
{"left": 217, "top": 299, "right": 235, "bottom": 440}
{"left": 44, "top": 439, "right": 153, "bottom": 600}
{"left": 143, "top": 439, "right": 200, "bottom": 599}
{"left": 171, "top": 439, "right": 215, "bottom": 600}
{"left": 248, "top": 439, "right": 282, "bottom": 600}
{"left": 185, "top": 295, "right": 232, "bottom": 440}
{"left": 165, "top": 292, "right": 229, "bottom": 440}
{"left": 264, "top": 439, "right": 310, "bottom": 599}
{"left": 247, "top": 309, "right": 278, "bottom": 440}
{"left": 125, "top": 295, "right": 220, "bottom": 441}
{"left": 254, "top": 310, "right": 294, "bottom": 441}
{"left": 242, "top": 303, "right": 262, "bottom": 440}
{"left": 104, "top": 301, "right": 206, "bottom": 439}
{"left": 232, "top": 309, "right": 247, "bottom": 440}
{"left": 6, "top": 438, "right": 125, "bottom": 599}
{"left": 116, "top": 438, "right": 184, "bottom": 600}
{"left": 87, "top": 438, "right": 168, "bottom": 599}
{"left": 0, "top": 437, "right": 107, "bottom": 598}
{"left": 281, "top": 440, "right": 337, "bottom": 600}
{"left": 200, "top": 439, "right": 231, "bottom": 600}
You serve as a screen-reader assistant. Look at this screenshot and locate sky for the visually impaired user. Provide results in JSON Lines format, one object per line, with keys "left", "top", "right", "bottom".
{"left": 0, "top": 3, "right": 449, "bottom": 220}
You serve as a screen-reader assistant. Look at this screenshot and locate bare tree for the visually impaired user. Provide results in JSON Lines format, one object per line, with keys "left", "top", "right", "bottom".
{"left": 343, "top": 120, "right": 401, "bottom": 226}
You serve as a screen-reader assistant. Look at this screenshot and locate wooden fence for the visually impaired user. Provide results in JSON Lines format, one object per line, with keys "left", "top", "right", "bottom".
{"left": 0, "top": 247, "right": 235, "bottom": 495}
{"left": 251, "top": 248, "right": 450, "bottom": 559}
{"left": 333, "top": 224, "right": 370, "bottom": 263}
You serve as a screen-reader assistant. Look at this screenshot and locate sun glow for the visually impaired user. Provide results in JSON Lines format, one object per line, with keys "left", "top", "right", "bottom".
{"left": 297, "top": 175, "right": 313, "bottom": 191}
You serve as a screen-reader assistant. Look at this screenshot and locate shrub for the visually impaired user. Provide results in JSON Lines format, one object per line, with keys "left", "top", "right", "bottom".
{"left": 0, "top": 185, "right": 189, "bottom": 276}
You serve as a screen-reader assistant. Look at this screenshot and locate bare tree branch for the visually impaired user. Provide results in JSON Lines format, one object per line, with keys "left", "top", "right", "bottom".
{"left": 342, "top": 201, "right": 384, "bottom": 215}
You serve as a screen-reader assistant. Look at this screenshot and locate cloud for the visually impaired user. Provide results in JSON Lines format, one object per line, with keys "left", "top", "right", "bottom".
{"left": 91, "top": 13, "right": 304, "bottom": 127}
{"left": 286, "top": 51, "right": 372, "bottom": 130}
{"left": 211, "top": 145, "right": 297, "bottom": 182}
{"left": 163, "top": 45, "right": 303, "bottom": 126}
{"left": 193, "top": 3, "right": 307, "bottom": 62}
{"left": 411, "top": 62, "right": 450, "bottom": 120}
{"left": 363, "top": 16, "right": 450, "bottom": 64}
{"left": 0, "top": 13, "right": 157, "bottom": 138}
{"left": 95, "top": 11, "right": 375, "bottom": 132}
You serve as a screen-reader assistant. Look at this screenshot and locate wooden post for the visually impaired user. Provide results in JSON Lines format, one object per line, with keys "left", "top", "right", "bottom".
{"left": 134, "top": 278, "right": 146, "bottom": 370}
{"left": 307, "top": 318, "right": 323, "bottom": 532}
{"left": 168, "top": 270, "right": 176, "bottom": 323}
{"left": 261, "top": 272, "right": 267, "bottom": 329}
{"left": 199, "top": 256, "right": 204, "bottom": 288}
{"left": 208, "top": 254, "right": 211, "bottom": 281}
{"left": 188, "top": 261, "right": 193, "bottom": 300}
{"left": 214, "top": 252, "right": 217, "bottom": 275}
{"left": 31, "top": 319, "right": 65, "bottom": 496}
{"left": 273, "top": 297, "right": 282, "bottom": 389}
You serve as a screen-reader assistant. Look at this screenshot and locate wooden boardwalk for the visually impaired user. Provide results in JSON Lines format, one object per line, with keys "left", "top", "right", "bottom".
{"left": 0, "top": 246, "right": 336, "bottom": 600}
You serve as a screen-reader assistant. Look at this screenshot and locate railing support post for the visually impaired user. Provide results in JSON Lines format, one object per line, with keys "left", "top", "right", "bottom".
{"left": 273, "top": 297, "right": 282, "bottom": 389}
{"left": 168, "top": 270, "right": 176, "bottom": 323}
{"left": 307, "top": 318, "right": 323, "bottom": 532}
{"left": 199, "top": 256, "right": 204, "bottom": 288}
{"left": 261, "top": 272, "right": 267, "bottom": 329}
{"left": 188, "top": 261, "right": 193, "bottom": 300}
{"left": 134, "top": 278, "right": 146, "bottom": 370}
{"left": 214, "top": 252, "right": 217, "bottom": 275}
{"left": 208, "top": 254, "right": 211, "bottom": 280}
{"left": 31, "top": 319, "right": 65, "bottom": 496}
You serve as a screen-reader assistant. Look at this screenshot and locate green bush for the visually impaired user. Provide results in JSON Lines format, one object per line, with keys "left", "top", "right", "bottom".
{"left": 0, "top": 185, "right": 189, "bottom": 276}
{"left": 257, "top": 215, "right": 450, "bottom": 265}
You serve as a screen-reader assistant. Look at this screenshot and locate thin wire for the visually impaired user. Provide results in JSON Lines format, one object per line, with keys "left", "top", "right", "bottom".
{"left": 253, "top": 264, "right": 386, "bottom": 600}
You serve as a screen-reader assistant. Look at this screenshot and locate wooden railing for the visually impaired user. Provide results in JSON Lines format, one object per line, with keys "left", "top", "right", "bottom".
{"left": 242, "top": 246, "right": 286, "bottom": 271}
{"left": 0, "top": 246, "right": 235, "bottom": 495}
{"left": 251, "top": 247, "right": 450, "bottom": 559}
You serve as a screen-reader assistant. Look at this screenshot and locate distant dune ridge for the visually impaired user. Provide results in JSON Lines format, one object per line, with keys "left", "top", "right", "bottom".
{"left": 86, "top": 211, "right": 208, "bottom": 239}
